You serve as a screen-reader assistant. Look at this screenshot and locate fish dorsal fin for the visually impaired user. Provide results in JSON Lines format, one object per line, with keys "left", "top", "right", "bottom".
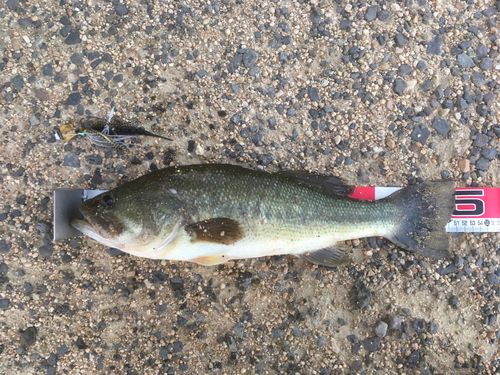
{"left": 297, "top": 245, "right": 352, "bottom": 267}
{"left": 277, "top": 170, "right": 354, "bottom": 197}
{"left": 186, "top": 218, "right": 243, "bottom": 245}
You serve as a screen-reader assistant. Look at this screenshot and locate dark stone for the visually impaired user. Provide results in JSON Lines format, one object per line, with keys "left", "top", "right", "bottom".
{"left": 7, "top": 0, "right": 17, "bottom": 11}
{"left": 151, "top": 271, "right": 168, "bottom": 284}
{"left": 257, "top": 154, "right": 273, "bottom": 166}
{"left": 374, "top": 321, "right": 388, "bottom": 337}
{"left": 240, "top": 128, "right": 250, "bottom": 138}
{"left": 0, "top": 299, "right": 9, "bottom": 309}
{"left": 39, "top": 246, "right": 53, "bottom": 258}
{"left": 11, "top": 75, "right": 24, "bottom": 88}
{"left": 397, "top": 64, "right": 412, "bottom": 76}
{"left": 476, "top": 104, "right": 488, "bottom": 117}
{"left": 57, "top": 344, "right": 69, "bottom": 356}
{"left": 43, "top": 63, "right": 53, "bottom": 76}
{"left": 480, "top": 58, "right": 493, "bottom": 70}
{"left": 365, "top": 5, "right": 378, "bottom": 21}
{"left": 20, "top": 327, "right": 37, "bottom": 346}
{"left": 409, "top": 350, "right": 420, "bottom": 364}
{"left": 394, "top": 33, "right": 406, "bottom": 47}
{"left": 116, "top": 4, "right": 128, "bottom": 15}
{"left": 394, "top": 78, "right": 407, "bottom": 95}
{"left": 0, "top": 240, "right": 11, "bottom": 252}
{"left": 427, "top": 36, "right": 442, "bottom": 55}
{"left": 472, "top": 72, "right": 488, "bottom": 87}
{"left": 34, "top": 221, "right": 51, "bottom": 234}
{"left": 248, "top": 66, "right": 260, "bottom": 76}
{"left": 242, "top": 49, "right": 258, "bottom": 68}
{"left": 130, "top": 156, "right": 142, "bottom": 165}
{"left": 487, "top": 273, "right": 500, "bottom": 285}
{"left": 0, "top": 263, "right": 7, "bottom": 276}
{"left": 473, "top": 134, "right": 488, "bottom": 147}
{"left": 432, "top": 117, "right": 450, "bottom": 137}
{"left": 457, "top": 97, "right": 468, "bottom": 110}
{"left": 60, "top": 16, "right": 71, "bottom": 25}
{"left": 63, "top": 153, "right": 80, "bottom": 168}
{"left": 271, "top": 328, "right": 285, "bottom": 339}
{"left": 411, "top": 126, "right": 430, "bottom": 144}
{"left": 231, "top": 114, "right": 240, "bottom": 124}
{"left": 448, "top": 295, "right": 458, "bottom": 308}
{"left": 75, "top": 336, "right": 87, "bottom": 350}
{"left": 172, "top": 341, "right": 183, "bottom": 353}
{"left": 429, "top": 321, "right": 439, "bottom": 334}
{"left": 475, "top": 157, "right": 489, "bottom": 171}
{"left": 13, "top": 167, "right": 25, "bottom": 177}
{"left": 437, "top": 264, "right": 458, "bottom": 275}
{"left": 434, "top": 85, "right": 444, "bottom": 99}
{"left": 105, "top": 248, "right": 124, "bottom": 257}
{"left": 66, "top": 92, "right": 81, "bottom": 106}
{"left": 362, "top": 337, "right": 381, "bottom": 352}
{"left": 308, "top": 87, "right": 320, "bottom": 101}
{"left": 350, "top": 282, "right": 371, "bottom": 309}
{"left": 339, "top": 20, "right": 351, "bottom": 30}
{"left": 85, "top": 155, "right": 102, "bottom": 165}
{"left": 413, "top": 319, "right": 425, "bottom": 333}
{"left": 65, "top": 32, "right": 81, "bottom": 45}
{"left": 476, "top": 44, "right": 487, "bottom": 59}
{"left": 389, "top": 315, "right": 402, "bottom": 330}
{"left": 483, "top": 92, "right": 495, "bottom": 105}
{"left": 481, "top": 148, "right": 497, "bottom": 160}
{"left": 457, "top": 53, "right": 475, "bottom": 68}
{"left": 377, "top": 10, "right": 390, "bottom": 21}
{"left": 24, "top": 283, "right": 33, "bottom": 294}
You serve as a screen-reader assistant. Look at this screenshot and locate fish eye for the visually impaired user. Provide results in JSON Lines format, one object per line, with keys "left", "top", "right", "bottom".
{"left": 101, "top": 193, "right": 116, "bottom": 208}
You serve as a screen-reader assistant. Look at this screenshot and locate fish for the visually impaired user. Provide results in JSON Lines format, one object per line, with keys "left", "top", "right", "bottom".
{"left": 71, "top": 164, "right": 455, "bottom": 266}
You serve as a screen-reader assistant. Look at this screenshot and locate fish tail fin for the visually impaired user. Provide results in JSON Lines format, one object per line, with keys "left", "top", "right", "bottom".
{"left": 386, "top": 180, "right": 455, "bottom": 259}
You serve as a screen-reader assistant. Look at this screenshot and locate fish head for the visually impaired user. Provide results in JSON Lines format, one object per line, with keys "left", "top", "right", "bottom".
{"left": 71, "top": 184, "right": 184, "bottom": 256}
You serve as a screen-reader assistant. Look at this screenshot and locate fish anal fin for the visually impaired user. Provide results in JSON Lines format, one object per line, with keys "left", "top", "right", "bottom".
{"left": 297, "top": 245, "right": 351, "bottom": 267}
{"left": 186, "top": 218, "right": 243, "bottom": 245}
{"left": 191, "top": 254, "right": 228, "bottom": 265}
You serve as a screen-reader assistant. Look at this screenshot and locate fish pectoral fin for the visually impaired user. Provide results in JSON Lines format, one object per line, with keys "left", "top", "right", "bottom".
{"left": 185, "top": 218, "right": 243, "bottom": 245}
{"left": 297, "top": 245, "right": 351, "bottom": 267}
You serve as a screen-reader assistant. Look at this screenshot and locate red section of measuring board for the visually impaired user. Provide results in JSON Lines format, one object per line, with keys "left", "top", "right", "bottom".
{"left": 350, "top": 187, "right": 376, "bottom": 200}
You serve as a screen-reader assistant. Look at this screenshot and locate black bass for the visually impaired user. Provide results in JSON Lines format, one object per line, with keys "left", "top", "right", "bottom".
{"left": 71, "top": 164, "right": 455, "bottom": 266}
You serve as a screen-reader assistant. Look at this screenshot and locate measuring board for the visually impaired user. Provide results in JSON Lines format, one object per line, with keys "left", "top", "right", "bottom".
{"left": 350, "top": 187, "right": 500, "bottom": 233}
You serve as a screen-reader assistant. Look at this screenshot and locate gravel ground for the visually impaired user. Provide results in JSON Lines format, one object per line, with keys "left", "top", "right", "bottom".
{"left": 1, "top": 0, "right": 500, "bottom": 374}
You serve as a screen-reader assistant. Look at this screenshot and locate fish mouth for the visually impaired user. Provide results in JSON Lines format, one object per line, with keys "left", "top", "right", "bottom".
{"left": 71, "top": 216, "right": 103, "bottom": 237}
{"left": 71, "top": 215, "right": 123, "bottom": 249}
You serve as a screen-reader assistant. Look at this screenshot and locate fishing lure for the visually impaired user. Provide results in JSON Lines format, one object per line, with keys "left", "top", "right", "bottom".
{"left": 55, "top": 108, "right": 172, "bottom": 149}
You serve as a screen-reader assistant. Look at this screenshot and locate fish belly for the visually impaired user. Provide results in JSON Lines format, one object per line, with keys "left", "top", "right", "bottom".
{"left": 159, "top": 218, "right": 393, "bottom": 265}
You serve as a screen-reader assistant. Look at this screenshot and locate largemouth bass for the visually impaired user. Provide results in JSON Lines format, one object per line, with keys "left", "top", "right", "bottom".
{"left": 71, "top": 164, "right": 455, "bottom": 266}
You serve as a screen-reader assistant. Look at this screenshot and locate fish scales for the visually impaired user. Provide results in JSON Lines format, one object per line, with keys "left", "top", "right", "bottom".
{"left": 164, "top": 166, "right": 395, "bottom": 242}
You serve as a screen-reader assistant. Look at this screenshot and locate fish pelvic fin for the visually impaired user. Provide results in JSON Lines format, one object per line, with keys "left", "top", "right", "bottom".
{"left": 386, "top": 180, "right": 455, "bottom": 259}
{"left": 191, "top": 254, "right": 228, "bottom": 265}
{"left": 185, "top": 218, "right": 243, "bottom": 245}
{"left": 297, "top": 245, "right": 351, "bottom": 267}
